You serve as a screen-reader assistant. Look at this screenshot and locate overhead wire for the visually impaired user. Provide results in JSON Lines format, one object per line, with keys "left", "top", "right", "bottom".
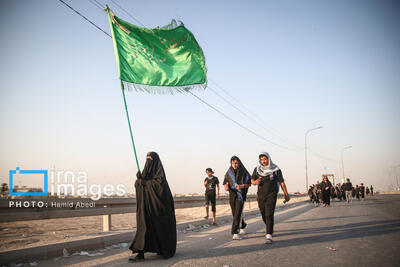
{"left": 104, "top": 0, "right": 307, "bottom": 151}
{"left": 187, "top": 91, "right": 300, "bottom": 150}
{"left": 209, "top": 79, "right": 304, "bottom": 149}
{"left": 207, "top": 84, "right": 302, "bottom": 151}
{"left": 87, "top": 0, "right": 103, "bottom": 11}
{"left": 58, "top": 0, "right": 341, "bottom": 162}
{"left": 58, "top": 0, "right": 111, "bottom": 38}
{"left": 110, "top": 0, "right": 146, "bottom": 27}
{"left": 60, "top": 0, "right": 300, "bottom": 150}
{"left": 209, "top": 77, "right": 341, "bottom": 161}
{"left": 208, "top": 82, "right": 340, "bottom": 162}
{"left": 92, "top": 0, "right": 104, "bottom": 9}
{"left": 85, "top": 0, "right": 305, "bottom": 152}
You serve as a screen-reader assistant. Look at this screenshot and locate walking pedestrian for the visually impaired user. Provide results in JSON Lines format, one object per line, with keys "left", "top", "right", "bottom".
{"left": 341, "top": 183, "right": 346, "bottom": 201}
{"left": 204, "top": 168, "right": 220, "bottom": 224}
{"left": 355, "top": 185, "right": 360, "bottom": 200}
{"left": 360, "top": 183, "right": 365, "bottom": 201}
{"left": 344, "top": 178, "right": 353, "bottom": 204}
{"left": 320, "top": 176, "right": 332, "bottom": 206}
{"left": 313, "top": 182, "right": 321, "bottom": 207}
{"left": 308, "top": 186, "right": 313, "bottom": 202}
{"left": 335, "top": 185, "right": 342, "bottom": 201}
{"left": 223, "top": 156, "right": 251, "bottom": 240}
{"left": 129, "top": 152, "right": 176, "bottom": 262}
{"left": 251, "top": 152, "right": 290, "bottom": 244}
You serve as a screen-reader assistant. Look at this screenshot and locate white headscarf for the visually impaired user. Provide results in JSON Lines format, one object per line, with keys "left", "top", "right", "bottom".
{"left": 257, "top": 152, "right": 280, "bottom": 176}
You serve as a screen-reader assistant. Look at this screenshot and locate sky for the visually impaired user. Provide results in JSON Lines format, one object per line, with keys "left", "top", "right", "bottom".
{"left": 0, "top": 0, "right": 399, "bottom": 195}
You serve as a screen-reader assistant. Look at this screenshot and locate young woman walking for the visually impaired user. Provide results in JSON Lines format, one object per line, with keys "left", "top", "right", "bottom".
{"left": 223, "top": 156, "right": 251, "bottom": 240}
{"left": 251, "top": 152, "right": 290, "bottom": 244}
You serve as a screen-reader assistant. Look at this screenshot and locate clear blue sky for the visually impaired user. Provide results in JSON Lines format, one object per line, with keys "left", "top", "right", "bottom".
{"left": 1, "top": 0, "right": 399, "bottom": 194}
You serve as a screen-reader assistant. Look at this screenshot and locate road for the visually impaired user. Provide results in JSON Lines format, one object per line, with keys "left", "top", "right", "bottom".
{"left": 38, "top": 194, "right": 400, "bottom": 267}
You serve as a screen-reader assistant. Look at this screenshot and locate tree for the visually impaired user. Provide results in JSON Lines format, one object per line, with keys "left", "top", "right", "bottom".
{"left": 1, "top": 183, "right": 9, "bottom": 197}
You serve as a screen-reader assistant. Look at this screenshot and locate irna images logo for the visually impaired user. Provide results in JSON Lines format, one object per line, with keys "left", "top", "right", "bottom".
{"left": 8, "top": 167, "right": 126, "bottom": 200}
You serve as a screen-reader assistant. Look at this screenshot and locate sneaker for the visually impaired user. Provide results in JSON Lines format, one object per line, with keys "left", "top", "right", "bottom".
{"left": 232, "top": 234, "right": 242, "bottom": 240}
{"left": 265, "top": 234, "right": 272, "bottom": 244}
{"left": 239, "top": 229, "right": 246, "bottom": 235}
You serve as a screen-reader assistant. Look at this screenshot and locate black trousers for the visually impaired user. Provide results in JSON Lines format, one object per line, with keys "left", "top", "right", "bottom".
{"left": 205, "top": 192, "right": 216, "bottom": 212}
{"left": 258, "top": 193, "right": 277, "bottom": 235}
{"left": 229, "top": 194, "right": 246, "bottom": 235}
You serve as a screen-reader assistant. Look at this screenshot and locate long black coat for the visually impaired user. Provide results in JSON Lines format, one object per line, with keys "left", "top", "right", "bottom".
{"left": 320, "top": 179, "right": 332, "bottom": 204}
{"left": 129, "top": 152, "right": 176, "bottom": 259}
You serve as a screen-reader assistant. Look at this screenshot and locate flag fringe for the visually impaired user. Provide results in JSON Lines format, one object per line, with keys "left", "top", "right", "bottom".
{"left": 122, "top": 81, "right": 207, "bottom": 95}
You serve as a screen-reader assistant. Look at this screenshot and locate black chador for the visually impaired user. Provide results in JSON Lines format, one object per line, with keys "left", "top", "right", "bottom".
{"left": 320, "top": 177, "right": 332, "bottom": 206}
{"left": 223, "top": 156, "right": 251, "bottom": 237}
{"left": 129, "top": 152, "right": 176, "bottom": 262}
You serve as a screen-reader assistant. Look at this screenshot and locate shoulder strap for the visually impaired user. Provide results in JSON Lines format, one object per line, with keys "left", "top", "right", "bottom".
{"left": 227, "top": 168, "right": 243, "bottom": 201}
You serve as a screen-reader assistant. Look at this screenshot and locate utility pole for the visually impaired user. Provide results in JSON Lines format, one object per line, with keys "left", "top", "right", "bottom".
{"left": 392, "top": 165, "right": 400, "bottom": 191}
{"left": 305, "top": 126, "right": 323, "bottom": 192}
{"left": 341, "top": 146, "right": 352, "bottom": 184}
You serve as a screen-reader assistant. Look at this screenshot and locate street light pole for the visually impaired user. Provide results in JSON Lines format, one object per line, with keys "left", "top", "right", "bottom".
{"left": 392, "top": 165, "right": 400, "bottom": 190}
{"left": 386, "top": 170, "right": 393, "bottom": 191}
{"left": 305, "top": 126, "right": 323, "bottom": 192}
{"left": 341, "top": 146, "right": 352, "bottom": 184}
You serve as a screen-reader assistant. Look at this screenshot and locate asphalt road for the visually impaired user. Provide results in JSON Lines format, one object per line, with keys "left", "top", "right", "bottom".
{"left": 38, "top": 194, "right": 400, "bottom": 267}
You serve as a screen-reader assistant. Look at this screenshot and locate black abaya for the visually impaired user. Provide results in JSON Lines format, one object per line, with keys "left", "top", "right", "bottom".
{"left": 223, "top": 156, "right": 251, "bottom": 235}
{"left": 320, "top": 180, "right": 332, "bottom": 205}
{"left": 129, "top": 152, "right": 176, "bottom": 259}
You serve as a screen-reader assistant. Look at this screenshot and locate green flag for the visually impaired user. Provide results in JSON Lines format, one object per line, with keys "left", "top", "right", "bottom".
{"left": 106, "top": 7, "right": 207, "bottom": 94}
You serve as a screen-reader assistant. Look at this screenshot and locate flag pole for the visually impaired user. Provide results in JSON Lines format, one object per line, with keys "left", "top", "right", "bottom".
{"left": 121, "top": 81, "right": 140, "bottom": 172}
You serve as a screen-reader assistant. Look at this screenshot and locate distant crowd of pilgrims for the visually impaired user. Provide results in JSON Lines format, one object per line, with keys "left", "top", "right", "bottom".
{"left": 308, "top": 177, "right": 374, "bottom": 207}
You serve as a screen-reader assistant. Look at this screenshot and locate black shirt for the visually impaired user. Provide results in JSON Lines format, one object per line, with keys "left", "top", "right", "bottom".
{"left": 360, "top": 186, "right": 365, "bottom": 193}
{"left": 344, "top": 182, "right": 353, "bottom": 191}
{"left": 205, "top": 176, "right": 219, "bottom": 194}
{"left": 251, "top": 168, "right": 284, "bottom": 197}
{"left": 320, "top": 180, "right": 332, "bottom": 192}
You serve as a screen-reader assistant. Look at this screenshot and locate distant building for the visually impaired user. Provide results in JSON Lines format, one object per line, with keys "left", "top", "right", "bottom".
{"left": 13, "top": 185, "right": 43, "bottom": 193}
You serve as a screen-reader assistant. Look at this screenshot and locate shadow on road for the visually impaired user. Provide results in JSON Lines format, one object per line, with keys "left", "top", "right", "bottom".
{"left": 59, "top": 199, "right": 400, "bottom": 266}
{"left": 274, "top": 219, "right": 400, "bottom": 238}
{"left": 282, "top": 214, "right": 370, "bottom": 223}
{"left": 170, "top": 219, "right": 400, "bottom": 262}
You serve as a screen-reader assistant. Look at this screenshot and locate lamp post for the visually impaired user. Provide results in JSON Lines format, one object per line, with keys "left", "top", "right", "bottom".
{"left": 305, "top": 126, "right": 323, "bottom": 192}
{"left": 341, "top": 146, "right": 352, "bottom": 184}
{"left": 392, "top": 165, "right": 400, "bottom": 190}
{"left": 386, "top": 170, "right": 394, "bottom": 191}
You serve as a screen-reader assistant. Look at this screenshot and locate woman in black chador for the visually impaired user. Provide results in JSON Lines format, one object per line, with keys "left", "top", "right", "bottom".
{"left": 320, "top": 176, "right": 332, "bottom": 207}
{"left": 129, "top": 152, "right": 176, "bottom": 262}
{"left": 223, "top": 156, "right": 251, "bottom": 240}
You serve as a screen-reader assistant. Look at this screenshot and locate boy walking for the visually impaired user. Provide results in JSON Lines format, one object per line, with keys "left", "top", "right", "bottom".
{"left": 204, "top": 168, "right": 219, "bottom": 224}
{"left": 344, "top": 178, "right": 353, "bottom": 204}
